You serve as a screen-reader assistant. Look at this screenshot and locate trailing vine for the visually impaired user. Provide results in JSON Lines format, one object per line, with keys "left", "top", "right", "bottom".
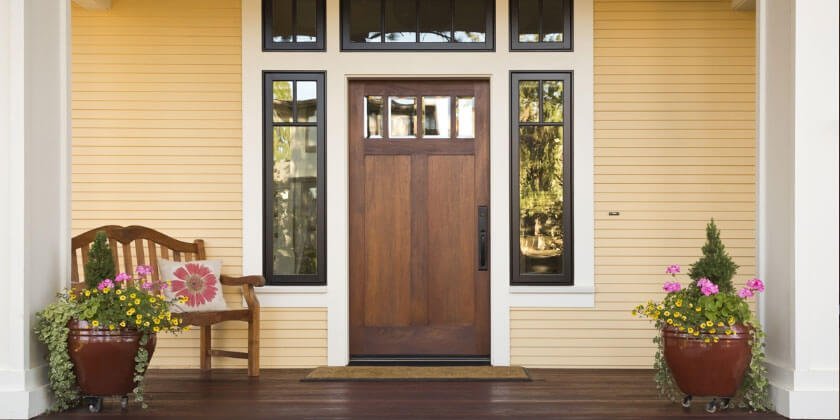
{"left": 34, "top": 292, "right": 82, "bottom": 412}
{"left": 133, "top": 334, "right": 151, "bottom": 409}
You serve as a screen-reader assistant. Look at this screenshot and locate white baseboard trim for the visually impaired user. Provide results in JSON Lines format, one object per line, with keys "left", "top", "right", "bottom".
{"left": 0, "top": 382, "right": 50, "bottom": 419}
{"left": 771, "top": 382, "right": 839, "bottom": 419}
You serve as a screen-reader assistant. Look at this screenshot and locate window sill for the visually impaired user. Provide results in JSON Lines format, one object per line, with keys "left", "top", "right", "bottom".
{"left": 509, "top": 285, "right": 595, "bottom": 308}
{"left": 250, "top": 285, "right": 328, "bottom": 308}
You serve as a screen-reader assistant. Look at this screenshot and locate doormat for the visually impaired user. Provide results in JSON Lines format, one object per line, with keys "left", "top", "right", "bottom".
{"left": 302, "top": 366, "right": 531, "bottom": 382}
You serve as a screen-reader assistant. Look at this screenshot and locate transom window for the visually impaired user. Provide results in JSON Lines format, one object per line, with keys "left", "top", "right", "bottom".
{"left": 510, "top": 71, "right": 573, "bottom": 285}
{"left": 363, "top": 95, "right": 475, "bottom": 139}
{"left": 263, "top": 72, "right": 326, "bottom": 285}
{"left": 510, "top": 0, "right": 573, "bottom": 51}
{"left": 341, "top": 0, "right": 495, "bottom": 51}
{"left": 263, "top": 0, "right": 326, "bottom": 51}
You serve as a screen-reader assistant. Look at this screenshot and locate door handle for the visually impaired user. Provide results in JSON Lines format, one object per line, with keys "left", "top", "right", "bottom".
{"left": 478, "top": 206, "right": 488, "bottom": 271}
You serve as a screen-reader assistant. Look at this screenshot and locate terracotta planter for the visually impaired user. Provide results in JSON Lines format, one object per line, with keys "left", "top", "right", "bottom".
{"left": 662, "top": 324, "right": 751, "bottom": 398}
{"left": 67, "top": 320, "right": 157, "bottom": 397}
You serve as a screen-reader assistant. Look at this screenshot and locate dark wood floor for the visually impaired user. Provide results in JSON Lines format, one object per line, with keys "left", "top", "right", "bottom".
{"left": 44, "top": 369, "right": 783, "bottom": 419}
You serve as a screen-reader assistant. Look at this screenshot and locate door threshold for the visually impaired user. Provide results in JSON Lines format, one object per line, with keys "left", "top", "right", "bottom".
{"left": 349, "top": 356, "right": 491, "bottom": 366}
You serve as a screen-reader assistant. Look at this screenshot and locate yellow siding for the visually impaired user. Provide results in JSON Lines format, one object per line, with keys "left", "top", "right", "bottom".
{"left": 71, "top": 0, "right": 326, "bottom": 368}
{"left": 511, "top": 0, "right": 757, "bottom": 368}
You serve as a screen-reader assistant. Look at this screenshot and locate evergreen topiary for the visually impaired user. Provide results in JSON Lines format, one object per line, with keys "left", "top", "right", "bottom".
{"left": 688, "top": 219, "right": 738, "bottom": 294}
{"left": 83, "top": 231, "right": 115, "bottom": 289}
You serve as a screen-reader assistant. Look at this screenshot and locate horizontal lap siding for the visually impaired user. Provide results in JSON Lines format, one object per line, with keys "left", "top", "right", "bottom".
{"left": 70, "top": 0, "right": 326, "bottom": 368}
{"left": 511, "top": 0, "right": 756, "bottom": 368}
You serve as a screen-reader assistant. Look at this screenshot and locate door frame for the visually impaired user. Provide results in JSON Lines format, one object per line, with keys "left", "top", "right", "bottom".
{"left": 346, "top": 78, "right": 491, "bottom": 363}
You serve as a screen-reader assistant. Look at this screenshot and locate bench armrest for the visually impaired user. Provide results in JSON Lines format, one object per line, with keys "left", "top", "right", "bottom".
{"left": 220, "top": 275, "right": 266, "bottom": 287}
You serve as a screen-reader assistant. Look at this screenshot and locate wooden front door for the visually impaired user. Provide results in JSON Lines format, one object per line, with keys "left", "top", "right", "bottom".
{"left": 349, "top": 80, "right": 490, "bottom": 360}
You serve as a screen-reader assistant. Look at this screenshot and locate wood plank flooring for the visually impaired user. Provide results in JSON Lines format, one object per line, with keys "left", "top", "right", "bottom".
{"left": 43, "top": 369, "right": 784, "bottom": 419}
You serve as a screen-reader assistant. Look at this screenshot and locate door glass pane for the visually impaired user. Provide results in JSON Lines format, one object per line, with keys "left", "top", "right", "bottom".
{"left": 296, "top": 81, "right": 318, "bottom": 122}
{"left": 542, "top": 0, "right": 565, "bottom": 42}
{"left": 542, "top": 80, "right": 563, "bottom": 123}
{"left": 384, "top": 0, "right": 417, "bottom": 42}
{"left": 518, "top": 80, "right": 539, "bottom": 122}
{"left": 273, "top": 81, "right": 293, "bottom": 122}
{"left": 389, "top": 97, "right": 417, "bottom": 138}
{"left": 422, "top": 96, "right": 451, "bottom": 138}
{"left": 518, "top": 125, "right": 564, "bottom": 274}
{"left": 273, "top": 126, "right": 319, "bottom": 275}
{"left": 271, "top": 0, "right": 294, "bottom": 42}
{"left": 456, "top": 96, "right": 475, "bottom": 138}
{"left": 419, "top": 0, "right": 451, "bottom": 42}
{"left": 350, "top": 0, "right": 382, "bottom": 42}
{"left": 453, "top": 0, "right": 486, "bottom": 42}
{"left": 365, "top": 96, "right": 384, "bottom": 139}
{"left": 517, "top": 0, "right": 540, "bottom": 43}
{"left": 296, "top": 0, "right": 318, "bottom": 42}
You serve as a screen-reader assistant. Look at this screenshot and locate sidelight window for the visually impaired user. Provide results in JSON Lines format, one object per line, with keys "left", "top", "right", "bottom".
{"left": 511, "top": 72, "right": 573, "bottom": 285}
{"left": 510, "top": 0, "right": 573, "bottom": 51}
{"left": 341, "top": 0, "right": 495, "bottom": 51}
{"left": 263, "top": 0, "right": 326, "bottom": 51}
{"left": 264, "top": 72, "right": 326, "bottom": 285}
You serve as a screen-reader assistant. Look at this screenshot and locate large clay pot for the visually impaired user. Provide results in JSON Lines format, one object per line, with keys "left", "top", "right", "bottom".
{"left": 662, "top": 324, "right": 751, "bottom": 398}
{"left": 67, "top": 320, "right": 157, "bottom": 397}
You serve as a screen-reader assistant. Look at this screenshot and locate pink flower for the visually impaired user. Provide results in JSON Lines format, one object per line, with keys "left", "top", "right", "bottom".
{"left": 665, "top": 264, "right": 681, "bottom": 275}
{"left": 738, "top": 287, "right": 755, "bottom": 299}
{"left": 115, "top": 272, "right": 131, "bottom": 282}
{"left": 136, "top": 265, "right": 153, "bottom": 277}
{"left": 662, "top": 281, "right": 682, "bottom": 293}
{"left": 697, "top": 277, "right": 719, "bottom": 296}
{"left": 168, "top": 263, "right": 219, "bottom": 308}
{"left": 97, "top": 279, "right": 114, "bottom": 290}
{"left": 141, "top": 281, "right": 154, "bottom": 291}
{"left": 746, "top": 278, "right": 765, "bottom": 292}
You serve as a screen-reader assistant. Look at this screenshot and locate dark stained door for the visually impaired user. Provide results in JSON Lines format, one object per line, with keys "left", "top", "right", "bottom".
{"left": 349, "top": 80, "right": 490, "bottom": 359}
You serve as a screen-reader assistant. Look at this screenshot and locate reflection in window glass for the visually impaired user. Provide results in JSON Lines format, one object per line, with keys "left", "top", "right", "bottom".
{"left": 350, "top": 0, "right": 383, "bottom": 42}
{"left": 296, "top": 81, "right": 318, "bottom": 122}
{"left": 384, "top": 0, "right": 417, "bottom": 42}
{"left": 542, "top": 0, "right": 565, "bottom": 42}
{"left": 453, "top": 0, "right": 486, "bottom": 42}
{"left": 422, "top": 96, "right": 451, "bottom": 138}
{"left": 518, "top": 125, "right": 564, "bottom": 274}
{"left": 518, "top": 81, "right": 539, "bottom": 122}
{"left": 271, "top": 0, "right": 294, "bottom": 42}
{"left": 296, "top": 0, "right": 318, "bottom": 42}
{"left": 273, "top": 126, "right": 319, "bottom": 275}
{"left": 419, "top": 0, "right": 452, "bottom": 42}
{"left": 273, "top": 81, "right": 294, "bottom": 122}
{"left": 389, "top": 97, "right": 417, "bottom": 138}
{"left": 542, "top": 80, "right": 563, "bottom": 123}
{"left": 517, "top": 0, "right": 540, "bottom": 43}
{"left": 365, "top": 96, "right": 384, "bottom": 138}
{"left": 456, "top": 97, "right": 475, "bottom": 138}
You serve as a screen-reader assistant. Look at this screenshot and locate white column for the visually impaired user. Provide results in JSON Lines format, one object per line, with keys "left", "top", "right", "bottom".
{"left": 758, "top": 0, "right": 840, "bottom": 418}
{"left": 0, "top": 0, "right": 71, "bottom": 418}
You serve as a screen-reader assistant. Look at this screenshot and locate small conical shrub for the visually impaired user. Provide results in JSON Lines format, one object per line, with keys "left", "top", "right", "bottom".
{"left": 84, "top": 231, "right": 115, "bottom": 289}
{"left": 688, "top": 219, "right": 738, "bottom": 294}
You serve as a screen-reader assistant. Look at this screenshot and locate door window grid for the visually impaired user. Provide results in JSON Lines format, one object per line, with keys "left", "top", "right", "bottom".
{"left": 364, "top": 95, "right": 475, "bottom": 140}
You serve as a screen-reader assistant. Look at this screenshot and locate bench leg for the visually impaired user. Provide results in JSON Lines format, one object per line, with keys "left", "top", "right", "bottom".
{"left": 200, "top": 325, "right": 211, "bottom": 372}
{"left": 248, "top": 312, "right": 260, "bottom": 377}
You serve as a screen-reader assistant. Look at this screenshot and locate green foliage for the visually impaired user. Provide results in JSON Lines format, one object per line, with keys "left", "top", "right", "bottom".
{"left": 83, "top": 231, "right": 115, "bottom": 289}
{"left": 688, "top": 219, "right": 738, "bottom": 294}
{"left": 652, "top": 334, "right": 682, "bottom": 403}
{"left": 34, "top": 293, "right": 82, "bottom": 412}
{"left": 133, "top": 334, "right": 151, "bottom": 409}
{"left": 737, "top": 326, "right": 773, "bottom": 411}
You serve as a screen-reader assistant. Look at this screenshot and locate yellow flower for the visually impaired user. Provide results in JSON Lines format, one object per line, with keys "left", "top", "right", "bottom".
{"left": 84, "top": 290, "right": 91, "bottom": 297}
{"left": 725, "top": 329, "right": 733, "bottom": 335}
{"left": 136, "top": 314, "right": 143, "bottom": 320}
{"left": 116, "top": 289, "right": 122, "bottom": 295}
{"left": 149, "top": 297, "right": 157, "bottom": 303}
{"left": 126, "top": 308, "right": 135, "bottom": 316}
{"left": 183, "top": 326, "right": 191, "bottom": 332}
{"left": 695, "top": 306, "right": 702, "bottom": 312}
{"left": 704, "top": 338, "right": 711, "bottom": 343}
{"left": 666, "top": 319, "right": 674, "bottom": 325}
{"left": 656, "top": 304, "right": 664, "bottom": 310}
{"left": 143, "top": 321, "right": 150, "bottom": 327}
{"left": 675, "top": 300, "right": 683, "bottom": 308}
{"left": 717, "top": 322, "right": 724, "bottom": 327}
{"left": 130, "top": 293, "right": 137, "bottom": 299}
{"left": 728, "top": 317, "right": 736, "bottom": 326}
{"left": 693, "top": 331, "right": 700, "bottom": 337}
{"left": 119, "top": 295, "right": 127, "bottom": 301}
{"left": 153, "top": 318, "right": 160, "bottom": 325}
{"left": 709, "top": 329, "right": 716, "bottom": 334}
{"left": 119, "top": 321, "right": 126, "bottom": 327}
{"left": 134, "top": 299, "right": 141, "bottom": 305}
{"left": 687, "top": 327, "right": 694, "bottom": 333}
{"left": 663, "top": 311, "right": 671, "bottom": 317}
{"left": 135, "top": 319, "right": 142, "bottom": 325}
{"left": 681, "top": 316, "right": 687, "bottom": 321}
{"left": 91, "top": 320, "right": 100, "bottom": 327}
{"left": 713, "top": 337, "right": 720, "bottom": 343}
{"left": 102, "top": 287, "right": 110, "bottom": 294}
{"left": 674, "top": 312, "right": 681, "bottom": 318}
{"left": 688, "top": 303, "right": 694, "bottom": 308}
{"left": 678, "top": 326, "right": 685, "bottom": 332}
{"left": 109, "top": 324, "right": 115, "bottom": 330}
{"left": 153, "top": 326, "right": 160, "bottom": 332}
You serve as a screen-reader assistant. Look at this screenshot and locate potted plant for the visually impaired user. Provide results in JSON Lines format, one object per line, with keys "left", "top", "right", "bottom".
{"left": 633, "top": 220, "right": 772, "bottom": 413}
{"left": 35, "top": 231, "right": 188, "bottom": 413}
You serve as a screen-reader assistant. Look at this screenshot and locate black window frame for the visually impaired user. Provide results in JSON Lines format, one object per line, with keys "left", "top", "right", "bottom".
{"left": 263, "top": 71, "right": 327, "bottom": 285}
{"left": 339, "top": 0, "right": 496, "bottom": 51}
{"left": 263, "top": 0, "right": 327, "bottom": 51}
{"left": 510, "top": 0, "right": 573, "bottom": 51}
{"left": 510, "top": 71, "right": 573, "bottom": 286}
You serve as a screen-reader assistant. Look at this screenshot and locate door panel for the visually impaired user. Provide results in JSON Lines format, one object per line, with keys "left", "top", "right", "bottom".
{"left": 349, "top": 80, "right": 490, "bottom": 358}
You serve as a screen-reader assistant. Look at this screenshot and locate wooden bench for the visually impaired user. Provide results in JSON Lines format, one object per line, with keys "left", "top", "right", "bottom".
{"left": 71, "top": 225, "right": 265, "bottom": 377}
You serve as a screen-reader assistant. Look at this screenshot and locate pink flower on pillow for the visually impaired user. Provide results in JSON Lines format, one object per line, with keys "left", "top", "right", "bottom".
{"left": 169, "top": 263, "right": 219, "bottom": 307}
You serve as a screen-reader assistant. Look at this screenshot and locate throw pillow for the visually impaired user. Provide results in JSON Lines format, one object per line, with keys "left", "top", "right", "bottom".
{"left": 158, "top": 259, "right": 227, "bottom": 312}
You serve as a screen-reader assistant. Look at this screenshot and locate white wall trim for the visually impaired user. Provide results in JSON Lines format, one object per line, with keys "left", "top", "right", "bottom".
{"left": 252, "top": 286, "right": 329, "bottom": 308}
{"left": 509, "top": 286, "right": 595, "bottom": 308}
{"left": 242, "top": 0, "right": 594, "bottom": 367}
